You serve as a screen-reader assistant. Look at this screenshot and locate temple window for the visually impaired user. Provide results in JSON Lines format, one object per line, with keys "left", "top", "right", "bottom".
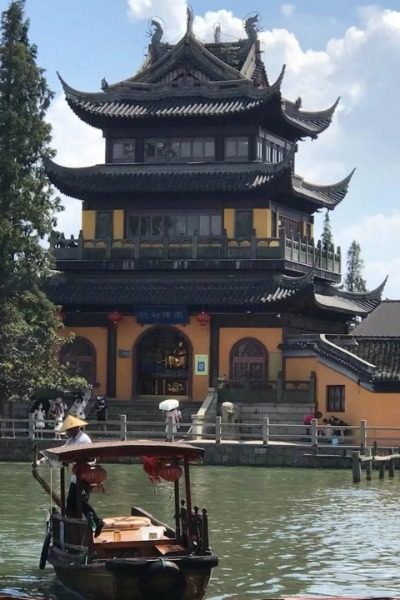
{"left": 225, "top": 136, "right": 249, "bottom": 160}
{"left": 230, "top": 338, "right": 267, "bottom": 383}
{"left": 279, "top": 215, "right": 301, "bottom": 238}
{"left": 126, "top": 212, "right": 222, "bottom": 238}
{"left": 235, "top": 209, "right": 253, "bottom": 238}
{"left": 257, "top": 130, "right": 290, "bottom": 163}
{"left": 326, "top": 385, "right": 345, "bottom": 412}
{"left": 144, "top": 137, "right": 215, "bottom": 162}
{"left": 96, "top": 211, "right": 113, "bottom": 239}
{"left": 60, "top": 337, "right": 96, "bottom": 386}
{"left": 111, "top": 139, "right": 136, "bottom": 162}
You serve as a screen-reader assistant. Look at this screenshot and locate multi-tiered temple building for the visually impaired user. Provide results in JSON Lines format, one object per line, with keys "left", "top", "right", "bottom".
{"left": 45, "top": 13, "right": 394, "bottom": 425}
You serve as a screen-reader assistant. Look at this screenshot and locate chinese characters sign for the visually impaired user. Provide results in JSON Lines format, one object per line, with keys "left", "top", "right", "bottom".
{"left": 135, "top": 306, "right": 188, "bottom": 324}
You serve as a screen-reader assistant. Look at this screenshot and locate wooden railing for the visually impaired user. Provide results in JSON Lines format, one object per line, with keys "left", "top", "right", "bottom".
{"left": 50, "top": 231, "right": 341, "bottom": 274}
{"left": 1, "top": 416, "right": 399, "bottom": 449}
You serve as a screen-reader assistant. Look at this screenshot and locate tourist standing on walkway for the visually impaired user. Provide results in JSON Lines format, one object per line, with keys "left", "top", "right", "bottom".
{"left": 95, "top": 396, "right": 108, "bottom": 432}
{"left": 303, "top": 411, "right": 322, "bottom": 437}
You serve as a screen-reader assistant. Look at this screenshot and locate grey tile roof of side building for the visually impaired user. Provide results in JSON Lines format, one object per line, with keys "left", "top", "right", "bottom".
{"left": 352, "top": 300, "right": 400, "bottom": 337}
{"left": 320, "top": 334, "right": 400, "bottom": 386}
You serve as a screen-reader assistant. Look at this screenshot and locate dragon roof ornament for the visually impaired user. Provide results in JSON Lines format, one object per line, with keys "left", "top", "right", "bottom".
{"left": 244, "top": 13, "right": 262, "bottom": 41}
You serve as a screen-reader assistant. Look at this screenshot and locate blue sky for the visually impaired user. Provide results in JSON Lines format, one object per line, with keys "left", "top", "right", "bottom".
{"left": 4, "top": 0, "right": 400, "bottom": 297}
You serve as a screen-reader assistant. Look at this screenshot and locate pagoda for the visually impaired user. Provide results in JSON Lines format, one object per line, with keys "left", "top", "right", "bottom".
{"left": 45, "top": 12, "right": 385, "bottom": 403}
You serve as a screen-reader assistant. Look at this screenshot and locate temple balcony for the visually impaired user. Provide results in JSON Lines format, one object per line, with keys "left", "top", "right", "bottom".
{"left": 50, "top": 231, "right": 341, "bottom": 281}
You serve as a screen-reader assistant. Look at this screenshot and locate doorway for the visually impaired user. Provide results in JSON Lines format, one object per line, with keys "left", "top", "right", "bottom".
{"left": 134, "top": 328, "right": 191, "bottom": 397}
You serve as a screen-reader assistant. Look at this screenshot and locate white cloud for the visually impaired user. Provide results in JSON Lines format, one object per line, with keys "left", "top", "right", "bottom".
{"left": 333, "top": 211, "right": 400, "bottom": 298}
{"left": 281, "top": 4, "right": 296, "bottom": 19}
{"left": 48, "top": 95, "right": 103, "bottom": 167}
{"left": 47, "top": 95, "right": 103, "bottom": 235}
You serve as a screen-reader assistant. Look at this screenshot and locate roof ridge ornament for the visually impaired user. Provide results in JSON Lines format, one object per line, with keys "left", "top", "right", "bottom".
{"left": 214, "top": 23, "right": 221, "bottom": 44}
{"left": 244, "top": 12, "right": 262, "bottom": 41}
{"left": 147, "top": 18, "right": 164, "bottom": 62}
{"left": 186, "top": 5, "right": 194, "bottom": 35}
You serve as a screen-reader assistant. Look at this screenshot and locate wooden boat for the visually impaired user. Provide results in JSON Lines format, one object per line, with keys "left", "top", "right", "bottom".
{"left": 33, "top": 440, "right": 218, "bottom": 600}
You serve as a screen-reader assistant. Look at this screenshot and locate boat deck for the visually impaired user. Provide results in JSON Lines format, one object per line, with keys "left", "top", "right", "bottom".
{"left": 93, "top": 515, "right": 187, "bottom": 557}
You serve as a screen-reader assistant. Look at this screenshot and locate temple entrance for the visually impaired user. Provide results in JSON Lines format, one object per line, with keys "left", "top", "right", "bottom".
{"left": 135, "top": 328, "right": 190, "bottom": 397}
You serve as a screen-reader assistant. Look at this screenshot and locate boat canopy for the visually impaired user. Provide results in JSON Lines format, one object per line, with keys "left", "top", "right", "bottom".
{"left": 42, "top": 440, "right": 204, "bottom": 464}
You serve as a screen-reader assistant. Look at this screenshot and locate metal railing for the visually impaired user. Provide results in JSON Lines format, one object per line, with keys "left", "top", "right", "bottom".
{"left": 0, "top": 416, "right": 398, "bottom": 450}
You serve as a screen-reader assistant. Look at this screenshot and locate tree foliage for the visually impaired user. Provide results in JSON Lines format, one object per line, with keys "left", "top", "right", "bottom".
{"left": 344, "top": 240, "right": 367, "bottom": 293}
{"left": 321, "top": 210, "right": 333, "bottom": 247}
{"left": 0, "top": 1, "right": 83, "bottom": 412}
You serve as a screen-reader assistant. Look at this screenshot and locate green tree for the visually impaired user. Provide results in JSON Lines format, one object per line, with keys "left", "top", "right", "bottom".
{"left": 344, "top": 240, "right": 367, "bottom": 292}
{"left": 0, "top": 1, "right": 81, "bottom": 414}
{"left": 321, "top": 210, "right": 333, "bottom": 247}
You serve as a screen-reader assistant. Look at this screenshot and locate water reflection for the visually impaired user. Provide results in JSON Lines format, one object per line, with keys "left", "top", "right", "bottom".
{"left": 1, "top": 463, "right": 400, "bottom": 599}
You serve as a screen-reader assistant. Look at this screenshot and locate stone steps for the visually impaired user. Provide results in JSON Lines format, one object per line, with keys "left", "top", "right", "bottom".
{"left": 94, "top": 399, "right": 201, "bottom": 425}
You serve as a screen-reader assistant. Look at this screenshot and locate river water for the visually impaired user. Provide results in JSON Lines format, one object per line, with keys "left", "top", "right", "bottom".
{"left": 1, "top": 462, "right": 400, "bottom": 599}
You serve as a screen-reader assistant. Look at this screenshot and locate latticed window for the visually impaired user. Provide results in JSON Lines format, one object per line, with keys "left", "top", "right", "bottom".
{"left": 230, "top": 338, "right": 267, "bottom": 382}
{"left": 326, "top": 385, "right": 345, "bottom": 412}
{"left": 60, "top": 337, "right": 96, "bottom": 386}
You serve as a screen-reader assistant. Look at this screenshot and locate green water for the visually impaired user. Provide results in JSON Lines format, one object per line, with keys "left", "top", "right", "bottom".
{"left": 1, "top": 463, "right": 400, "bottom": 599}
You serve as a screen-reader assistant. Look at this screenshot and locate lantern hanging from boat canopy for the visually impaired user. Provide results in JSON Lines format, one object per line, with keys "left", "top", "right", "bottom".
{"left": 159, "top": 463, "right": 182, "bottom": 482}
{"left": 73, "top": 463, "right": 107, "bottom": 487}
{"left": 196, "top": 311, "right": 210, "bottom": 329}
{"left": 107, "top": 310, "right": 123, "bottom": 325}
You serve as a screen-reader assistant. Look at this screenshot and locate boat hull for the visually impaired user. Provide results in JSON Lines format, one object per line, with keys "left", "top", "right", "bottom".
{"left": 49, "top": 552, "right": 218, "bottom": 600}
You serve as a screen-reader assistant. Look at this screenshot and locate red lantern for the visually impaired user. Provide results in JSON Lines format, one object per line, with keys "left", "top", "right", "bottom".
{"left": 196, "top": 311, "right": 210, "bottom": 329}
{"left": 143, "top": 456, "right": 162, "bottom": 484}
{"left": 107, "top": 310, "right": 122, "bottom": 326}
{"left": 159, "top": 463, "right": 182, "bottom": 482}
{"left": 73, "top": 463, "right": 107, "bottom": 487}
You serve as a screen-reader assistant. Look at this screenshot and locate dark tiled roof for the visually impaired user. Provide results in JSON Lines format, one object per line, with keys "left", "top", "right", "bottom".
{"left": 282, "top": 98, "right": 340, "bottom": 134}
{"left": 353, "top": 300, "right": 400, "bottom": 336}
{"left": 313, "top": 277, "right": 384, "bottom": 316}
{"left": 45, "top": 272, "right": 303, "bottom": 308}
{"left": 45, "top": 158, "right": 351, "bottom": 210}
{"left": 318, "top": 334, "right": 400, "bottom": 388}
{"left": 350, "top": 338, "right": 400, "bottom": 382}
{"left": 45, "top": 271, "right": 380, "bottom": 320}
{"left": 59, "top": 75, "right": 336, "bottom": 137}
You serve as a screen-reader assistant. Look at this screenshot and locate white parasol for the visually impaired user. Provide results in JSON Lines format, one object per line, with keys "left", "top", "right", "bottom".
{"left": 159, "top": 398, "right": 180, "bottom": 412}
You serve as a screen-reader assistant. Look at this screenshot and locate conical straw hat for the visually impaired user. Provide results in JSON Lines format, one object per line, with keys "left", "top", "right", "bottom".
{"left": 59, "top": 414, "right": 88, "bottom": 433}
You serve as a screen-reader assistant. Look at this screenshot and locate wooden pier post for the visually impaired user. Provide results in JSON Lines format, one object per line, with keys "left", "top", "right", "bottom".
{"left": 379, "top": 461, "right": 385, "bottom": 480}
{"left": 359, "top": 419, "right": 367, "bottom": 452}
{"left": 365, "top": 448, "right": 372, "bottom": 481}
{"left": 352, "top": 450, "right": 361, "bottom": 483}
{"left": 388, "top": 455, "right": 395, "bottom": 478}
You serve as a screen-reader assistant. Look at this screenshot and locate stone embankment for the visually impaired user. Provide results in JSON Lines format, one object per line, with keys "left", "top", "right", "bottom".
{"left": 0, "top": 438, "right": 351, "bottom": 468}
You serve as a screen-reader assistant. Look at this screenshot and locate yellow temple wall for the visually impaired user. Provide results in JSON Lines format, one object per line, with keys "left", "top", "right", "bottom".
{"left": 82, "top": 210, "right": 96, "bottom": 239}
{"left": 113, "top": 210, "right": 124, "bottom": 239}
{"left": 62, "top": 326, "right": 108, "bottom": 395}
{"left": 218, "top": 327, "right": 282, "bottom": 381}
{"left": 223, "top": 209, "right": 235, "bottom": 237}
{"left": 315, "top": 363, "right": 400, "bottom": 431}
{"left": 285, "top": 357, "right": 317, "bottom": 380}
{"left": 253, "top": 209, "right": 269, "bottom": 237}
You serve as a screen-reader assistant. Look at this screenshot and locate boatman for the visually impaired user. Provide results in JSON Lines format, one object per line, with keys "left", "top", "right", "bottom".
{"left": 58, "top": 415, "right": 104, "bottom": 537}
